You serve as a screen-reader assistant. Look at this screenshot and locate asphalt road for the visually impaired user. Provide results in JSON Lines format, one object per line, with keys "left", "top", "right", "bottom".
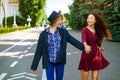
{"left": 0, "top": 27, "right": 120, "bottom": 80}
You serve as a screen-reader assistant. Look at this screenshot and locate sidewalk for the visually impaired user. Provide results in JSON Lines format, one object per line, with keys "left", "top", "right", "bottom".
{"left": 0, "top": 27, "right": 44, "bottom": 40}
{"left": 0, "top": 27, "right": 44, "bottom": 53}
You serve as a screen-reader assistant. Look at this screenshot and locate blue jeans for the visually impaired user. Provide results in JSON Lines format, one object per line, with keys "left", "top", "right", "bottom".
{"left": 46, "top": 63, "right": 64, "bottom": 80}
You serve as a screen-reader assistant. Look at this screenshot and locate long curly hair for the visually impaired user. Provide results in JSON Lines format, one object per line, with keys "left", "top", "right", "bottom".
{"left": 89, "top": 13, "right": 112, "bottom": 46}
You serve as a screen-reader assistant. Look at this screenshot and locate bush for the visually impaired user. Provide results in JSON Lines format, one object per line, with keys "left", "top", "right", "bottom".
{"left": 2, "top": 16, "right": 25, "bottom": 27}
{"left": 103, "top": 0, "right": 120, "bottom": 42}
{"left": 0, "top": 26, "right": 31, "bottom": 34}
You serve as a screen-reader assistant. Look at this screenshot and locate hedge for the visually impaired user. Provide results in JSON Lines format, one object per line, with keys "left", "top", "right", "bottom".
{"left": 0, "top": 26, "right": 31, "bottom": 34}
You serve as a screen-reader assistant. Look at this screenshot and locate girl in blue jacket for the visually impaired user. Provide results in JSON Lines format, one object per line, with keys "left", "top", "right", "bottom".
{"left": 31, "top": 11, "right": 85, "bottom": 80}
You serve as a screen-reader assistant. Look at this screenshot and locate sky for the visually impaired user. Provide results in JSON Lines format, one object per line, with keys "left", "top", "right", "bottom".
{"left": 45, "top": 0, "right": 73, "bottom": 17}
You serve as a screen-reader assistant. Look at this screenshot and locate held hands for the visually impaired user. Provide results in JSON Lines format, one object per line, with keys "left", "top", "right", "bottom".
{"left": 83, "top": 42, "right": 91, "bottom": 54}
{"left": 84, "top": 44, "right": 91, "bottom": 54}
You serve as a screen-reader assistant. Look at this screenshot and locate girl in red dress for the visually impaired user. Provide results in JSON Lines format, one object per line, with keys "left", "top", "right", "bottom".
{"left": 78, "top": 13, "right": 112, "bottom": 80}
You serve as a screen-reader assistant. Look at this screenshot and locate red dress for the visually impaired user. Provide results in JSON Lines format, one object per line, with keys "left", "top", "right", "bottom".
{"left": 78, "top": 27, "right": 110, "bottom": 71}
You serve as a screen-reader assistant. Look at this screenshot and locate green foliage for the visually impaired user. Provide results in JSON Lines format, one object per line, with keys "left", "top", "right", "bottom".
{"left": 19, "top": 0, "right": 46, "bottom": 27}
{"left": 0, "top": 26, "right": 31, "bottom": 34}
{"left": 3, "top": 17, "right": 13, "bottom": 27}
{"left": 70, "top": 0, "right": 104, "bottom": 30}
{"left": 2, "top": 16, "right": 25, "bottom": 27}
{"left": 0, "top": 28, "right": 17, "bottom": 33}
{"left": 69, "top": 0, "right": 120, "bottom": 42}
{"left": 63, "top": 13, "right": 70, "bottom": 27}
{"left": 103, "top": 0, "right": 120, "bottom": 42}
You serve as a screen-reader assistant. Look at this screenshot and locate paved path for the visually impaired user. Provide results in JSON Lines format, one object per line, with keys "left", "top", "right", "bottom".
{"left": 0, "top": 27, "right": 120, "bottom": 80}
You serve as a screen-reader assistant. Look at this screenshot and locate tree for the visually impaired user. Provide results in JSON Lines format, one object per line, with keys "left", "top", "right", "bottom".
{"left": 70, "top": 0, "right": 104, "bottom": 30}
{"left": 103, "top": 0, "right": 120, "bottom": 41}
{"left": 0, "top": 0, "right": 7, "bottom": 27}
{"left": 70, "top": 0, "right": 83, "bottom": 30}
{"left": 19, "top": 0, "right": 46, "bottom": 26}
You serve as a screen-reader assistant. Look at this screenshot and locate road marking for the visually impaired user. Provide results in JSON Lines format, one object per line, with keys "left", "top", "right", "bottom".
{"left": 67, "top": 52, "right": 79, "bottom": 55}
{"left": 27, "top": 73, "right": 37, "bottom": 77}
{"left": 25, "top": 77, "right": 36, "bottom": 80}
{"left": 27, "top": 47, "right": 31, "bottom": 50}
{"left": 10, "top": 61, "right": 18, "bottom": 68}
{"left": 24, "top": 50, "right": 28, "bottom": 53}
{"left": 11, "top": 72, "right": 26, "bottom": 77}
{"left": 0, "top": 73, "right": 7, "bottom": 80}
{"left": 0, "top": 39, "right": 26, "bottom": 55}
{"left": 7, "top": 75, "right": 25, "bottom": 80}
{"left": 67, "top": 53, "right": 71, "bottom": 55}
{"left": 18, "top": 55, "right": 24, "bottom": 59}
{"left": 30, "top": 41, "right": 37, "bottom": 46}
{"left": 8, "top": 72, "right": 37, "bottom": 80}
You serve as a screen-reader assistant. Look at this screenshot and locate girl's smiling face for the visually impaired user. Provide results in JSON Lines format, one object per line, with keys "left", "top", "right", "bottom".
{"left": 87, "top": 14, "right": 96, "bottom": 26}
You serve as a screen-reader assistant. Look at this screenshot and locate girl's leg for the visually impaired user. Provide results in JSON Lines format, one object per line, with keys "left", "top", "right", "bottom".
{"left": 92, "top": 70, "right": 99, "bottom": 80}
{"left": 46, "top": 63, "right": 54, "bottom": 80}
{"left": 55, "top": 63, "right": 64, "bottom": 80}
{"left": 80, "top": 70, "right": 89, "bottom": 80}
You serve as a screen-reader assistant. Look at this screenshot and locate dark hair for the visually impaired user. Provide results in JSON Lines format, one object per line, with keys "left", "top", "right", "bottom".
{"left": 89, "top": 13, "right": 112, "bottom": 46}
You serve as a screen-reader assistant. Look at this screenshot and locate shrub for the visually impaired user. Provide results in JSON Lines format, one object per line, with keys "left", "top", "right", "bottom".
{"left": 2, "top": 16, "right": 25, "bottom": 27}
{"left": 0, "top": 26, "right": 31, "bottom": 34}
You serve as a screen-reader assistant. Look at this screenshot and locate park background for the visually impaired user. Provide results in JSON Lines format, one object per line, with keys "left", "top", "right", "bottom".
{"left": 0, "top": 0, "right": 120, "bottom": 42}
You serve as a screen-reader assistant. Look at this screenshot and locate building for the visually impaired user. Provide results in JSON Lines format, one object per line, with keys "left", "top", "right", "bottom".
{"left": 0, "top": 0, "right": 19, "bottom": 27}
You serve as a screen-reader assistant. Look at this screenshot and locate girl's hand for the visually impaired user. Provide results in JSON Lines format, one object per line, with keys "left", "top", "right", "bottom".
{"left": 31, "top": 70, "right": 36, "bottom": 73}
{"left": 100, "top": 46, "right": 104, "bottom": 51}
{"left": 84, "top": 45, "right": 91, "bottom": 54}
